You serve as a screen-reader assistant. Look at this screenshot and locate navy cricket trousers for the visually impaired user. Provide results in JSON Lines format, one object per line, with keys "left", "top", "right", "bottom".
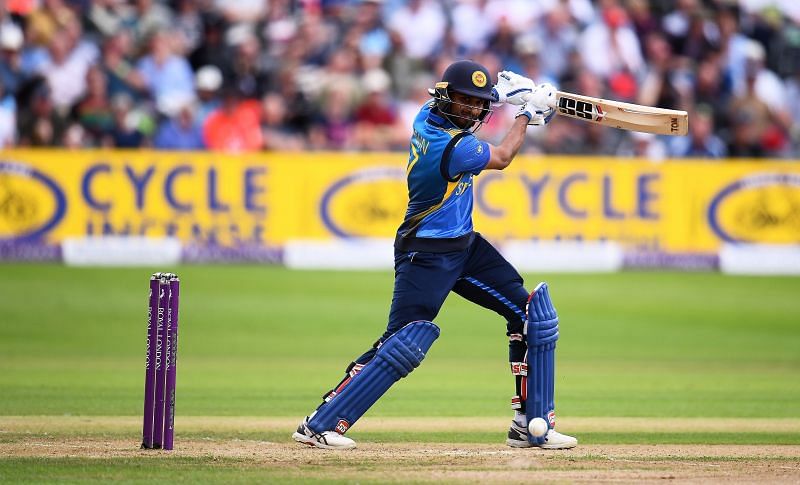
{"left": 352, "top": 233, "right": 530, "bottom": 366}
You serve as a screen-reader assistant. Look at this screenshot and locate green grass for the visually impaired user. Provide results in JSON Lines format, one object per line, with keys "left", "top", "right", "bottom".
{"left": 0, "top": 457, "right": 348, "bottom": 484}
{"left": 1, "top": 264, "right": 799, "bottom": 418}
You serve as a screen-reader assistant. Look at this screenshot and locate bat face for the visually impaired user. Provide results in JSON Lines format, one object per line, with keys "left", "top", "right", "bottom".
{"left": 554, "top": 91, "right": 688, "bottom": 136}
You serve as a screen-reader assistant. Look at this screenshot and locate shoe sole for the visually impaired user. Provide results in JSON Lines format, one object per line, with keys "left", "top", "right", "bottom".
{"left": 539, "top": 441, "right": 578, "bottom": 450}
{"left": 292, "top": 432, "right": 357, "bottom": 450}
{"left": 507, "top": 438, "right": 577, "bottom": 449}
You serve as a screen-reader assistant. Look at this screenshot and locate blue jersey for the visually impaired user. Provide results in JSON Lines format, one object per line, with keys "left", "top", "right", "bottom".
{"left": 395, "top": 102, "right": 490, "bottom": 252}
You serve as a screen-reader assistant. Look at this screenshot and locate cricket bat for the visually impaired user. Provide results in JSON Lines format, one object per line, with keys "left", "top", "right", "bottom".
{"left": 553, "top": 91, "right": 688, "bottom": 136}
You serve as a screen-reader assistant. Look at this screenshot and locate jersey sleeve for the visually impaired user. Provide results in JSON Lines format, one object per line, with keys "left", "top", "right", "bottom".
{"left": 446, "top": 135, "right": 491, "bottom": 178}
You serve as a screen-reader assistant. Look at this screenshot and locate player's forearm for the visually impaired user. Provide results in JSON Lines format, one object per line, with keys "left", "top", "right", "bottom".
{"left": 486, "top": 117, "right": 528, "bottom": 170}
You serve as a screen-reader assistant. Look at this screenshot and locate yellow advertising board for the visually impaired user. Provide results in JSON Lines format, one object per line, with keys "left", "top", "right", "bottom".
{"left": 1, "top": 150, "right": 798, "bottom": 255}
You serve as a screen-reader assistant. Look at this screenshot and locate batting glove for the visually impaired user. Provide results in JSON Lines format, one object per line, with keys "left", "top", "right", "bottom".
{"left": 491, "top": 71, "right": 535, "bottom": 105}
{"left": 528, "top": 82, "right": 558, "bottom": 109}
{"left": 515, "top": 83, "right": 558, "bottom": 126}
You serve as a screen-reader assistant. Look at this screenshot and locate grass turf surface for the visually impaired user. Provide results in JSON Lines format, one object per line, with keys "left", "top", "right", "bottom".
{"left": 1, "top": 265, "right": 799, "bottom": 482}
{"left": 1, "top": 264, "right": 798, "bottom": 418}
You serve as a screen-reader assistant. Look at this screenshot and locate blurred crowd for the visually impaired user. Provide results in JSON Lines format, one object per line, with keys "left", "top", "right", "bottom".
{"left": 0, "top": 0, "right": 798, "bottom": 159}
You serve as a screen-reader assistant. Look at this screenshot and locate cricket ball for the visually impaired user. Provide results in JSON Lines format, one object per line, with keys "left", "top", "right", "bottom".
{"left": 529, "top": 417, "right": 549, "bottom": 438}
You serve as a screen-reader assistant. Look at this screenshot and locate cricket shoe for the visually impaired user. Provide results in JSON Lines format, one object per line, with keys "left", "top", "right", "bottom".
{"left": 506, "top": 421, "right": 578, "bottom": 449}
{"left": 292, "top": 417, "right": 356, "bottom": 450}
{"left": 506, "top": 420, "right": 531, "bottom": 448}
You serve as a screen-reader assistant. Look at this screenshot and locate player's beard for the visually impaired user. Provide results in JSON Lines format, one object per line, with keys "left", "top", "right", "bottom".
{"left": 451, "top": 115, "right": 475, "bottom": 130}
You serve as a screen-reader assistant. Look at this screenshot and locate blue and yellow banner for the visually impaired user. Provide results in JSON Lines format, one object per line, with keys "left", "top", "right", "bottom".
{"left": 1, "top": 150, "right": 798, "bottom": 256}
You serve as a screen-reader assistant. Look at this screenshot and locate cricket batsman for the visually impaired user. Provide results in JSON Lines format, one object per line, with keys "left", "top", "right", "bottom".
{"left": 293, "top": 60, "right": 577, "bottom": 450}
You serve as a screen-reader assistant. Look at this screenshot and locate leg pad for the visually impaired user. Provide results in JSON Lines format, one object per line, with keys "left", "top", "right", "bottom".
{"left": 308, "top": 321, "right": 440, "bottom": 434}
{"left": 525, "top": 282, "right": 559, "bottom": 444}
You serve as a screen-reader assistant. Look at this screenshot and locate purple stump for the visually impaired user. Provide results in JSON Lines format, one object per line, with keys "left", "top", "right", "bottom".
{"left": 152, "top": 274, "right": 170, "bottom": 448}
{"left": 142, "top": 273, "right": 160, "bottom": 449}
{"left": 162, "top": 276, "right": 180, "bottom": 450}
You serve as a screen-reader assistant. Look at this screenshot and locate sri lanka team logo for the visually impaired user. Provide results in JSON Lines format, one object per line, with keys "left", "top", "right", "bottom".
{"left": 320, "top": 166, "right": 406, "bottom": 238}
{"left": 707, "top": 173, "right": 800, "bottom": 244}
{"left": 471, "top": 71, "right": 487, "bottom": 88}
{"left": 0, "top": 162, "right": 66, "bottom": 242}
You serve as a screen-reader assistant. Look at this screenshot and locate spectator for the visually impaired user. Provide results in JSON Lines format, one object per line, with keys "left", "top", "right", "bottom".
{"left": 260, "top": 0, "right": 299, "bottom": 62}
{"left": 387, "top": 0, "right": 446, "bottom": 61}
{"left": 135, "top": 30, "right": 195, "bottom": 108}
{"left": 294, "top": 11, "right": 337, "bottom": 67}
{"left": 17, "top": 80, "right": 68, "bottom": 146}
{"left": 100, "top": 30, "right": 144, "bottom": 100}
{"left": 485, "top": 0, "right": 542, "bottom": 35}
{"left": 126, "top": 0, "right": 174, "bottom": 49}
{"left": 679, "top": 9, "right": 717, "bottom": 61}
{"left": 0, "top": 23, "right": 26, "bottom": 96}
{"left": 62, "top": 122, "right": 90, "bottom": 149}
{"left": 194, "top": 64, "right": 222, "bottom": 125}
{"left": 38, "top": 26, "right": 98, "bottom": 113}
{"left": 738, "top": 40, "right": 793, "bottom": 153}
{"left": 107, "top": 92, "right": 145, "bottom": 148}
{"left": 318, "top": 46, "right": 360, "bottom": 112}
{"left": 261, "top": 92, "right": 304, "bottom": 151}
{"left": 668, "top": 105, "right": 726, "bottom": 158}
{"left": 638, "top": 32, "right": 682, "bottom": 109}
{"left": 625, "top": 131, "right": 667, "bottom": 161}
{"left": 534, "top": 4, "right": 579, "bottom": 80}
{"left": 693, "top": 57, "right": 728, "bottom": 130}
{"left": 71, "top": 64, "right": 114, "bottom": 143}
{"left": 5, "top": 0, "right": 36, "bottom": 16}
{"left": 86, "top": 0, "right": 130, "bottom": 38}
{"left": 26, "top": 0, "right": 74, "bottom": 48}
{"left": 0, "top": 78, "right": 17, "bottom": 147}
{"left": 661, "top": 0, "right": 702, "bottom": 54}
{"left": 153, "top": 98, "right": 204, "bottom": 150}
{"left": 0, "top": 0, "right": 796, "bottom": 156}
{"left": 311, "top": 85, "right": 354, "bottom": 150}
{"left": 355, "top": 0, "right": 392, "bottom": 67}
{"left": 717, "top": 6, "right": 751, "bottom": 98}
{"left": 229, "top": 32, "right": 271, "bottom": 99}
{"left": 214, "top": 0, "right": 266, "bottom": 25}
{"left": 63, "top": 10, "right": 100, "bottom": 69}
{"left": 202, "top": 85, "right": 262, "bottom": 152}
{"left": 188, "top": 12, "right": 230, "bottom": 72}
{"left": 451, "top": 0, "right": 495, "bottom": 56}
{"left": 727, "top": 69, "right": 775, "bottom": 158}
{"left": 173, "top": 0, "right": 204, "bottom": 54}
{"left": 487, "top": 17, "right": 519, "bottom": 70}
{"left": 396, "top": 73, "right": 434, "bottom": 137}
{"left": 578, "top": 3, "right": 644, "bottom": 81}
{"left": 353, "top": 68, "right": 402, "bottom": 150}
{"left": 787, "top": 70, "right": 800, "bottom": 154}
{"left": 627, "top": 0, "right": 659, "bottom": 42}
{"left": 274, "top": 68, "right": 317, "bottom": 141}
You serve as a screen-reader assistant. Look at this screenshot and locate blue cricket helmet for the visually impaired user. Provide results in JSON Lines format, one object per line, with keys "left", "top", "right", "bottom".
{"left": 439, "top": 59, "right": 494, "bottom": 101}
{"left": 430, "top": 59, "right": 494, "bottom": 130}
